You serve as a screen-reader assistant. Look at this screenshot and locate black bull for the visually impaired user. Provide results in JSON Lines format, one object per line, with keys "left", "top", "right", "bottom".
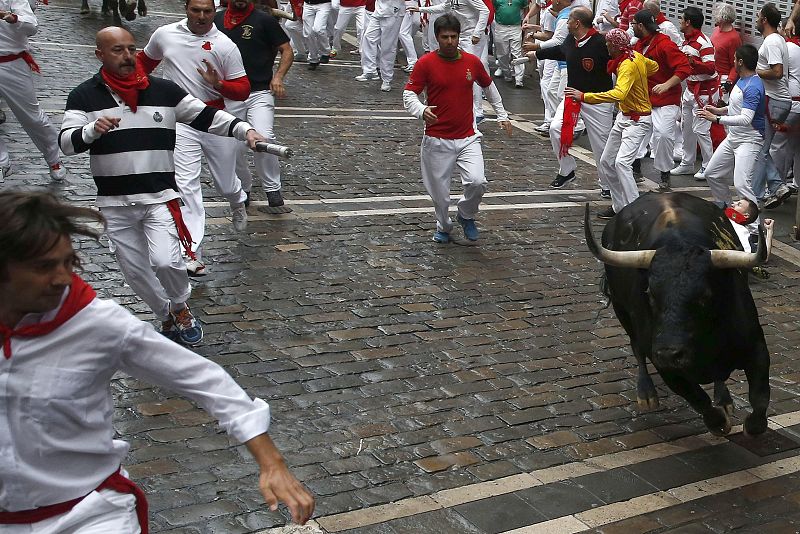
{"left": 584, "top": 192, "right": 770, "bottom": 436}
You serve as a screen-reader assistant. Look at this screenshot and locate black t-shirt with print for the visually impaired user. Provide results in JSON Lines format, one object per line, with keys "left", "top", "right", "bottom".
{"left": 215, "top": 9, "right": 290, "bottom": 92}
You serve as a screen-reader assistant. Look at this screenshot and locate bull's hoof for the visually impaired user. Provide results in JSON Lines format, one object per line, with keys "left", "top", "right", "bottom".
{"left": 124, "top": 10, "right": 137, "bottom": 20}
{"left": 138, "top": 4, "right": 147, "bottom": 15}
{"left": 637, "top": 395, "right": 659, "bottom": 411}
{"left": 80, "top": 6, "right": 90, "bottom": 14}
{"left": 703, "top": 407, "right": 732, "bottom": 436}
{"left": 744, "top": 413, "right": 768, "bottom": 436}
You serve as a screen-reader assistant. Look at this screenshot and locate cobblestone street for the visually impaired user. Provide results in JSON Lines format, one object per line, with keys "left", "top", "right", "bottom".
{"left": 4, "top": 1, "right": 800, "bottom": 532}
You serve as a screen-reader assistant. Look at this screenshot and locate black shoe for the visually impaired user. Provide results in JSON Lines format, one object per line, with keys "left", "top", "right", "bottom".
{"left": 658, "top": 171, "right": 671, "bottom": 191}
{"left": 320, "top": 55, "right": 330, "bottom": 64}
{"left": 266, "top": 190, "right": 285, "bottom": 207}
{"left": 308, "top": 62, "right": 319, "bottom": 70}
{"left": 748, "top": 233, "right": 759, "bottom": 253}
{"left": 550, "top": 170, "right": 575, "bottom": 188}
{"left": 244, "top": 191, "right": 251, "bottom": 208}
{"left": 597, "top": 206, "right": 616, "bottom": 219}
{"left": 632, "top": 158, "right": 642, "bottom": 178}
{"left": 600, "top": 189, "right": 611, "bottom": 199}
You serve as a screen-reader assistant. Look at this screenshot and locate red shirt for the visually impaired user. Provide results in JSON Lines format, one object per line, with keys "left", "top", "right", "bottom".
{"left": 404, "top": 51, "right": 492, "bottom": 139}
{"left": 633, "top": 32, "right": 691, "bottom": 107}
{"left": 340, "top": 0, "right": 366, "bottom": 7}
{"left": 711, "top": 26, "right": 741, "bottom": 82}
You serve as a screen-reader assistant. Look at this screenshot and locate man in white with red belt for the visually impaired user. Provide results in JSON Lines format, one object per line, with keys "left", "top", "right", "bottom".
{"left": 139, "top": 0, "right": 252, "bottom": 276}
{"left": 404, "top": 14, "right": 511, "bottom": 244}
{"left": 0, "top": 190, "right": 315, "bottom": 532}
{"left": 0, "top": 0, "right": 67, "bottom": 184}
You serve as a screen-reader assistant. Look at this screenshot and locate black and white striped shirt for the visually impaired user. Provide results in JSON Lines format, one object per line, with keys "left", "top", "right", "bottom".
{"left": 60, "top": 73, "right": 252, "bottom": 207}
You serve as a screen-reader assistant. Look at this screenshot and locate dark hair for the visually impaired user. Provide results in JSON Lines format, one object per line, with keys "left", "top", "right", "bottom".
{"left": 682, "top": 7, "right": 704, "bottom": 29}
{"left": 434, "top": 13, "right": 461, "bottom": 36}
{"left": 0, "top": 190, "right": 105, "bottom": 277}
{"left": 735, "top": 44, "right": 758, "bottom": 70}
{"left": 760, "top": 3, "right": 781, "bottom": 28}
{"left": 740, "top": 198, "right": 760, "bottom": 224}
{"left": 570, "top": 7, "right": 594, "bottom": 28}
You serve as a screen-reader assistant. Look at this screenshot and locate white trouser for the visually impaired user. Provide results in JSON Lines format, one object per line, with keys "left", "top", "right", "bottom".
{"left": 398, "top": 10, "right": 418, "bottom": 65}
{"left": 461, "top": 35, "right": 488, "bottom": 120}
{"left": 771, "top": 110, "right": 800, "bottom": 180}
{"left": 103, "top": 203, "right": 191, "bottom": 321}
{"left": 422, "top": 13, "right": 442, "bottom": 52}
{"left": 540, "top": 59, "right": 558, "bottom": 124}
{"left": 549, "top": 99, "right": 613, "bottom": 187}
{"left": 303, "top": 2, "right": 333, "bottom": 62}
{"left": 703, "top": 135, "right": 762, "bottom": 205}
{"left": 645, "top": 104, "right": 680, "bottom": 173}
{"left": 327, "top": 0, "right": 338, "bottom": 40}
{"left": 420, "top": 134, "right": 486, "bottom": 233}
{"left": 174, "top": 123, "right": 246, "bottom": 254}
{"left": 332, "top": 5, "right": 366, "bottom": 52}
{"left": 226, "top": 91, "right": 282, "bottom": 193}
{"left": 360, "top": 14, "right": 403, "bottom": 82}
{"left": 3, "top": 489, "right": 140, "bottom": 534}
{"left": 492, "top": 23, "right": 523, "bottom": 83}
{"left": 600, "top": 114, "right": 652, "bottom": 212}
{"left": 679, "top": 88, "right": 713, "bottom": 167}
{"left": 284, "top": 17, "right": 308, "bottom": 58}
{"left": 0, "top": 58, "right": 60, "bottom": 168}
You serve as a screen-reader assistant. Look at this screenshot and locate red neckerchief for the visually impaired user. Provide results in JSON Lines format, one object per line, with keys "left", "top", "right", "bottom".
{"left": 574, "top": 27, "right": 598, "bottom": 46}
{"left": 0, "top": 274, "right": 96, "bottom": 359}
{"left": 559, "top": 97, "right": 581, "bottom": 156}
{"left": 656, "top": 12, "right": 667, "bottom": 24}
{"left": 786, "top": 36, "right": 800, "bottom": 46}
{"left": 682, "top": 27, "right": 701, "bottom": 47}
{"left": 724, "top": 207, "right": 749, "bottom": 225}
{"left": 607, "top": 50, "right": 633, "bottom": 75}
{"left": 223, "top": 2, "right": 255, "bottom": 30}
{"left": 100, "top": 66, "right": 150, "bottom": 113}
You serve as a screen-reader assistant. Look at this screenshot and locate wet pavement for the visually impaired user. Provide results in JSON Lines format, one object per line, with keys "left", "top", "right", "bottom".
{"left": 3, "top": 1, "right": 800, "bottom": 531}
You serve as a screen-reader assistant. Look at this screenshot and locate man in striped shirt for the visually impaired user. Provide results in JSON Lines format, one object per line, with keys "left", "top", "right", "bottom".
{"left": 60, "top": 27, "right": 268, "bottom": 345}
{"left": 671, "top": 6, "right": 717, "bottom": 180}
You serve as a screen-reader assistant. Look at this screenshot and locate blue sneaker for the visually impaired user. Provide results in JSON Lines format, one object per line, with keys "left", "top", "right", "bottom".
{"left": 457, "top": 214, "right": 479, "bottom": 241}
{"left": 475, "top": 115, "right": 485, "bottom": 125}
{"left": 171, "top": 306, "right": 203, "bottom": 346}
{"left": 433, "top": 230, "right": 450, "bottom": 243}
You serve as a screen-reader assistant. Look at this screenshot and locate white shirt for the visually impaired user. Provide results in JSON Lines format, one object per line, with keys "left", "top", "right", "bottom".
{"left": 538, "top": 7, "right": 568, "bottom": 50}
{"left": 786, "top": 41, "right": 800, "bottom": 113}
{"left": 757, "top": 32, "right": 792, "bottom": 102}
{"left": 659, "top": 20, "right": 682, "bottom": 46}
{"left": 593, "top": 0, "right": 618, "bottom": 33}
{"left": 722, "top": 75, "right": 763, "bottom": 143}
{"left": 142, "top": 19, "right": 247, "bottom": 102}
{"left": 0, "top": 0, "right": 37, "bottom": 55}
{"left": 0, "top": 293, "right": 270, "bottom": 512}
{"left": 419, "top": 0, "right": 490, "bottom": 40}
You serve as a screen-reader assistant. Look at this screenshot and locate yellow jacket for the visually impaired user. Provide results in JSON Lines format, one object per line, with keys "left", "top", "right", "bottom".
{"left": 583, "top": 52, "right": 659, "bottom": 115}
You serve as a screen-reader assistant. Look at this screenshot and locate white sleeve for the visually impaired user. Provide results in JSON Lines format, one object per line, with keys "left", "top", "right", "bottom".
{"left": 142, "top": 27, "right": 165, "bottom": 61}
{"left": 221, "top": 45, "right": 247, "bottom": 80}
{"left": 539, "top": 17, "right": 567, "bottom": 49}
{"left": 119, "top": 316, "right": 270, "bottom": 444}
{"left": 8, "top": 0, "right": 37, "bottom": 36}
{"left": 483, "top": 82, "right": 509, "bottom": 121}
{"left": 720, "top": 107, "right": 755, "bottom": 127}
{"left": 403, "top": 89, "right": 427, "bottom": 118}
{"left": 464, "top": 0, "right": 490, "bottom": 39}
{"left": 419, "top": 0, "right": 448, "bottom": 14}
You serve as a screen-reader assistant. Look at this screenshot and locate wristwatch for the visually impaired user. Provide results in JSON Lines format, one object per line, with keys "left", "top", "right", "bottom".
{"left": 716, "top": 116, "right": 721, "bottom": 124}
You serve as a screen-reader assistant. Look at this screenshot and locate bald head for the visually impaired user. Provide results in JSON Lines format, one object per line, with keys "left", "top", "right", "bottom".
{"left": 644, "top": 1, "right": 660, "bottom": 16}
{"left": 95, "top": 26, "right": 137, "bottom": 78}
{"left": 569, "top": 7, "right": 593, "bottom": 28}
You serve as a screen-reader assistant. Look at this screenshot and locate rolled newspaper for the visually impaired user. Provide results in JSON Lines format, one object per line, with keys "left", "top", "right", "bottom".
{"left": 270, "top": 8, "right": 296, "bottom": 20}
{"left": 511, "top": 57, "right": 531, "bottom": 66}
{"left": 255, "top": 141, "right": 293, "bottom": 159}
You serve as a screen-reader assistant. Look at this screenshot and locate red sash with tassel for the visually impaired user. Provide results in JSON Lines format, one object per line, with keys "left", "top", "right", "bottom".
{"left": 559, "top": 97, "right": 581, "bottom": 157}
{"left": 166, "top": 199, "right": 197, "bottom": 261}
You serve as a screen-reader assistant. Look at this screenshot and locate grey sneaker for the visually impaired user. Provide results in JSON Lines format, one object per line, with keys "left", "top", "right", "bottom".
{"left": 231, "top": 203, "right": 248, "bottom": 232}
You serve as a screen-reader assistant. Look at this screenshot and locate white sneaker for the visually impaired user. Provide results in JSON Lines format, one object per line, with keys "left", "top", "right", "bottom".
{"left": 0, "top": 164, "right": 10, "bottom": 184}
{"left": 380, "top": 81, "right": 391, "bottom": 92}
{"left": 355, "top": 72, "right": 378, "bottom": 81}
{"left": 231, "top": 203, "right": 248, "bottom": 232}
{"left": 515, "top": 81, "right": 524, "bottom": 88}
{"left": 693, "top": 166, "right": 707, "bottom": 181}
{"left": 349, "top": 49, "right": 360, "bottom": 55}
{"left": 49, "top": 162, "right": 67, "bottom": 182}
{"left": 494, "top": 68, "right": 503, "bottom": 77}
{"left": 185, "top": 258, "right": 207, "bottom": 276}
{"left": 534, "top": 122, "right": 550, "bottom": 133}
{"left": 671, "top": 164, "right": 695, "bottom": 176}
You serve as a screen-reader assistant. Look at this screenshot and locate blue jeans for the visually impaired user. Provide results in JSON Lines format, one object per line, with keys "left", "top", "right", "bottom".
{"left": 751, "top": 97, "right": 791, "bottom": 199}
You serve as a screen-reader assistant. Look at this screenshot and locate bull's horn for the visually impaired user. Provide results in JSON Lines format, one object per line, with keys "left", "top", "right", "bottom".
{"left": 584, "top": 203, "right": 656, "bottom": 269}
{"left": 709, "top": 223, "right": 767, "bottom": 269}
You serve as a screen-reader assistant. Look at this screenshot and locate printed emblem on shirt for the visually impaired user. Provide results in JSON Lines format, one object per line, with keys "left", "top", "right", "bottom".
{"left": 153, "top": 111, "right": 163, "bottom": 122}
{"left": 202, "top": 41, "right": 212, "bottom": 51}
{"left": 466, "top": 68, "right": 472, "bottom": 82}
{"left": 581, "top": 58, "right": 594, "bottom": 72}
{"left": 241, "top": 25, "right": 253, "bottom": 39}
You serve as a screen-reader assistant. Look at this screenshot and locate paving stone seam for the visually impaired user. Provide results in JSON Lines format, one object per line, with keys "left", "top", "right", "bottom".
{"left": 314, "top": 411, "right": 800, "bottom": 532}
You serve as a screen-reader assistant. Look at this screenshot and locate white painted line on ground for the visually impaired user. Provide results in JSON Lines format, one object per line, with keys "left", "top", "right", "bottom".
{"left": 315, "top": 410, "right": 800, "bottom": 532}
